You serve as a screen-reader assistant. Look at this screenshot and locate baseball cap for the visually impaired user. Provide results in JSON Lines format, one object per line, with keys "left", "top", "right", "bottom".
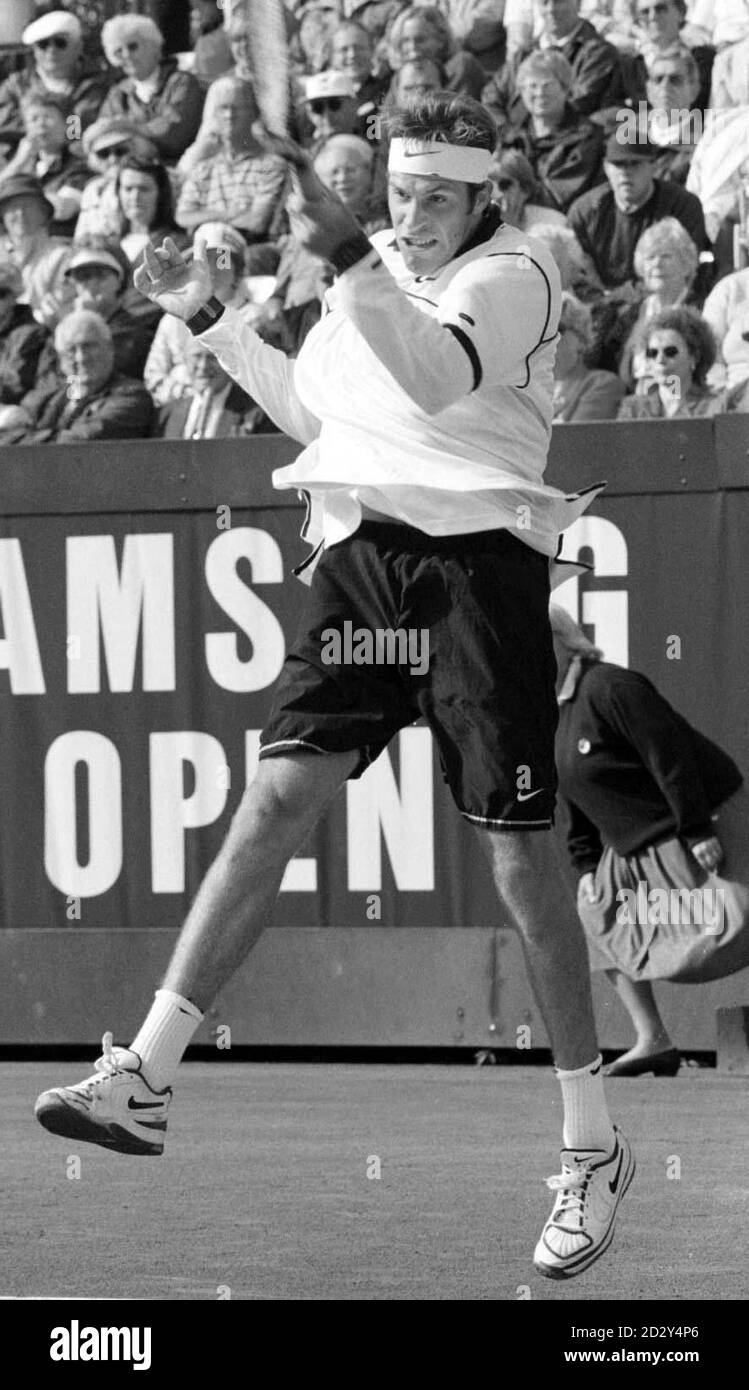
{"left": 23, "top": 11, "right": 83, "bottom": 46}
{"left": 304, "top": 71, "right": 357, "bottom": 102}
{"left": 605, "top": 130, "right": 657, "bottom": 164}
{"left": 65, "top": 247, "right": 125, "bottom": 282}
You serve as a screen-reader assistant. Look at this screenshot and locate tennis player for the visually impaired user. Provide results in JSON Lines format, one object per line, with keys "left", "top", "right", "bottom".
{"left": 35, "top": 93, "right": 634, "bottom": 1281}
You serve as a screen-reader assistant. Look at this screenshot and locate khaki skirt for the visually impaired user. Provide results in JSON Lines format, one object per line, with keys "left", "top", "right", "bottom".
{"left": 577, "top": 783, "right": 749, "bottom": 983}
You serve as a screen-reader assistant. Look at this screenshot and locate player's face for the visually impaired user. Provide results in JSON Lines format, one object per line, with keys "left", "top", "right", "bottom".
{"left": 388, "top": 172, "right": 479, "bottom": 273}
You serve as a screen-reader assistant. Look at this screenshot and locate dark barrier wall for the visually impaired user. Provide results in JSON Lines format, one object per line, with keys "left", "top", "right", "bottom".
{"left": 1, "top": 418, "right": 749, "bottom": 1047}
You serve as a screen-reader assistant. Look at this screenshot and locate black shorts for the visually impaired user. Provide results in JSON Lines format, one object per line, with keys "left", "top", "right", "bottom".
{"left": 259, "top": 520, "right": 559, "bottom": 829}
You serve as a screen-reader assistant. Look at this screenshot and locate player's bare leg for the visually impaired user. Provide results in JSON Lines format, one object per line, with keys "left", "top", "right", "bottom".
{"left": 603, "top": 971, "right": 679, "bottom": 1076}
{"left": 35, "top": 750, "right": 357, "bottom": 1153}
{"left": 479, "top": 829, "right": 635, "bottom": 1279}
{"left": 161, "top": 749, "right": 359, "bottom": 1007}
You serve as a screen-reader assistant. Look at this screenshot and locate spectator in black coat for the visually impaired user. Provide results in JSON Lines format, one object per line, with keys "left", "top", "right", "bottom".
{"left": 500, "top": 50, "right": 605, "bottom": 214}
{"left": 330, "top": 21, "right": 392, "bottom": 136}
{"left": 482, "top": 0, "right": 624, "bottom": 134}
{"left": 567, "top": 130, "right": 709, "bottom": 290}
{"left": 550, "top": 603, "right": 749, "bottom": 1078}
{"left": 98, "top": 14, "right": 204, "bottom": 164}
{"left": 0, "top": 308, "right": 154, "bottom": 443}
{"left": 0, "top": 262, "right": 49, "bottom": 410}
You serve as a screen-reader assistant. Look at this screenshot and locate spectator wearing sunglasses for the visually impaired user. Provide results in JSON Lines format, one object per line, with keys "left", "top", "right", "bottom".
{"left": 98, "top": 15, "right": 204, "bottom": 164}
{"left": 640, "top": 47, "right": 703, "bottom": 184}
{"left": 77, "top": 117, "right": 159, "bottom": 240}
{"left": 620, "top": 0, "right": 715, "bottom": 111}
{"left": 300, "top": 71, "right": 362, "bottom": 152}
{"left": 617, "top": 304, "right": 727, "bottom": 415}
{"left": 0, "top": 10, "right": 112, "bottom": 156}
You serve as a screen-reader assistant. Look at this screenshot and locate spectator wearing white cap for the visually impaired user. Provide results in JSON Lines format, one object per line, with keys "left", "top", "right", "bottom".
{"left": 98, "top": 15, "right": 204, "bottom": 164}
{"left": 0, "top": 260, "right": 50, "bottom": 409}
{"left": 145, "top": 222, "right": 260, "bottom": 404}
{"left": 175, "top": 76, "right": 287, "bottom": 238}
{"left": 0, "top": 10, "right": 112, "bottom": 155}
{"left": 0, "top": 90, "right": 90, "bottom": 237}
{"left": 300, "top": 70, "right": 361, "bottom": 151}
{"left": 0, "top": 173, "right": 75, "bottom": 327}
{"left": 33, "top": 237, "right": 154, "bottom": 396}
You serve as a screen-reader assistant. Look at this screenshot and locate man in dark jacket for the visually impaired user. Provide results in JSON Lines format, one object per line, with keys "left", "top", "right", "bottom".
{"left": 0, "top": 11, "right": 111, "bottom": 155}
{"left": 567, "top": 133, "right": 709, "bottom": 290}
{"left": 0, "top": 263, "right": 49, "bottom": 407}
{"left": 0, "top": 307, "right": 154, "bottom": 443}
{"left": 482, "top": 0, "right": 624, "bottom": 134}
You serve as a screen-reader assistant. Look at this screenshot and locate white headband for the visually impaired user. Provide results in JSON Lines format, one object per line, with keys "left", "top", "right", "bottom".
{"left": 388, "top": 138, "right": 492, "bottom": 184}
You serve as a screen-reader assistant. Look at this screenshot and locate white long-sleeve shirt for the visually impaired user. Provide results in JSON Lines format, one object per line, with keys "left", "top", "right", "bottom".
{"left": 200, "top": 218, "right": 600, "bottom": 576}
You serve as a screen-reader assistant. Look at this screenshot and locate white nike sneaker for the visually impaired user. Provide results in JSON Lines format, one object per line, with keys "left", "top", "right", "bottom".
{"left": 35, "top": 1032, "right": 170, "bottom": 1156}
{"left": 533, "top": 1126, "right": 635, "bottom": 1280}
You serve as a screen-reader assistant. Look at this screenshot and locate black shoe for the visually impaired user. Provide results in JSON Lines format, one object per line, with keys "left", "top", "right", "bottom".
{"left": 604, "top": 1047, "right": 680, "bottom": 1078}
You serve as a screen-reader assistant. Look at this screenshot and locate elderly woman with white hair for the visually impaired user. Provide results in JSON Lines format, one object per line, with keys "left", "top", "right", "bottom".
{"left": 550, "top": 604, "right": 749, "bottom": 1076}
{"left": 553, "top": 292, "right": 625, "bottom": 420}
{"left": 98, "top": 14, "right": 205, "bottom": 164}
{"left": 593, "top": 217, "right": 702, "bottom": 382}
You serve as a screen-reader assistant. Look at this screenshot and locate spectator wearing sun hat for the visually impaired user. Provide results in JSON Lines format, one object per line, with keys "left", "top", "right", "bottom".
{"left": 0, "top": 10, "right": 112, "bottom": 156}
{"left": 0, "top": 90, "right": 91, "bottom": 238}
{"left": 0, "top": 173, "right": 75, "bottom": 326}
{"left": 300, "top": 71, "right": 362, "bottom": 152}
{"left": 0, "top": 260, "right": 50, "bottom": 410}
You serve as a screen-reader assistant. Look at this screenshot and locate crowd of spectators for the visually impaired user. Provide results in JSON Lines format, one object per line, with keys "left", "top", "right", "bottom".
{"left": 0, "top": 0, "right": 748, "bottom": 441}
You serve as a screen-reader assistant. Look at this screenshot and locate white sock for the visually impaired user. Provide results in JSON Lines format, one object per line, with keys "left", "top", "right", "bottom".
{"left": 130, "top": 989, "right": 203, "bottom": 1092}
{"left": 556, "top": 1054, "right": 615, "bottom": 1152}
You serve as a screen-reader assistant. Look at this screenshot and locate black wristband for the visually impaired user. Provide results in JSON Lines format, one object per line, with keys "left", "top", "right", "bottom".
{"left": 328, "top": 232, "right": 374, "bottom": 276}
{"left": 186, "top": 296, "right": 226, "bottom": 336}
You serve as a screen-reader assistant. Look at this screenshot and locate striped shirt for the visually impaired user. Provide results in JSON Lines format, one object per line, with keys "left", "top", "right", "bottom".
{"left": 176, "top": 150, "right": 288, "bottom": 237}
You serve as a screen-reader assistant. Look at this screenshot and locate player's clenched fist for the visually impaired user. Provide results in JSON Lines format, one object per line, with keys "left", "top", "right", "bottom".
{"left": 134, "top": 237, "right": 212, "bottom": 323}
